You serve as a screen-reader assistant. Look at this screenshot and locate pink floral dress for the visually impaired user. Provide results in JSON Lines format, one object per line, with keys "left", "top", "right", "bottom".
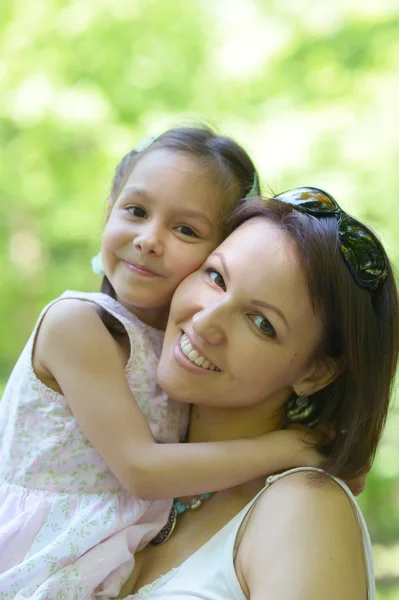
{"left": 0, "top": 292, "right": 189, "bottom": 599}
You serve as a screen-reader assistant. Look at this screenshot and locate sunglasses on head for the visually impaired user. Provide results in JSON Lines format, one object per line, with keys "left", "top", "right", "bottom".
{"left": 273, "top": 187, "right": 388, "bottom": 293}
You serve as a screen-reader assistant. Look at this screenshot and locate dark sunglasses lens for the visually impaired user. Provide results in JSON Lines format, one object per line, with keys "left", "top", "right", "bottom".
{"left": 338, "top": 219, "right": 387, "bottom": 286}
{"left": 276, "top": 188, "right": 337, "bottom": 214}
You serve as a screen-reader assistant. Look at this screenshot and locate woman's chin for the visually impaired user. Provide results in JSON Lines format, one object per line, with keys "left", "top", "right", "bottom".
{"left": 158, "top": 338, "right": 222, "bottom": 402}
{"left": 157, "top": 366, "right": 196, "bottom": 404}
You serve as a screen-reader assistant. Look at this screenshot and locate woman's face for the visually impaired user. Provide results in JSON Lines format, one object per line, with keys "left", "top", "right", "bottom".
{"left": 157, "top": 217, "right": 325, "bottom": 413}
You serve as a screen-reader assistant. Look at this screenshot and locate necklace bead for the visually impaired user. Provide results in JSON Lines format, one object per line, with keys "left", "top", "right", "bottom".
{"left": 150, "top": 492, "right": 213, "bottom": 546}
{"left": 188, "top": 497, "right": 203, "bottom": 510}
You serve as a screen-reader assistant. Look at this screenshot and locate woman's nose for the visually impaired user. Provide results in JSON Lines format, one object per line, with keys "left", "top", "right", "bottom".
{"left": 133, "top": 224, "right": 164, "bottom": 256}
{"left": 192, "top": 305, "right": 226, "bottom": 346}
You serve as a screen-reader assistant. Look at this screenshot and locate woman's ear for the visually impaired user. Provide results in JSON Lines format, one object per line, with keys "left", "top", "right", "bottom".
{"left": 293, "top": 355, "right": 344, "bottom": 398}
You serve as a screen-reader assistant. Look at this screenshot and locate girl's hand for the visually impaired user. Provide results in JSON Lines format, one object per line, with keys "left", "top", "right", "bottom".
{"left": 259, "top": 426, "right": 325, "bottom": 471}
{"left": 283, "top": 425, "right": 369, "bottom": 494}
{"left": 343, "top": 471, "right": 368, "bottom": 496}
{"left": 280, "top": 423, "right": 334, "bottom": 469}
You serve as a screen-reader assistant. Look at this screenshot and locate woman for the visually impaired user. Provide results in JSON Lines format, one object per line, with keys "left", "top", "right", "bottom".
{"left": 122, "top": 188, "right": 398, "bottom": 599}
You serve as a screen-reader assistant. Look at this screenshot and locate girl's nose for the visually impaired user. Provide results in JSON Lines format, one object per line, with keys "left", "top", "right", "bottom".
{"left": 192, "top": 305, "right": 226, "bottom": 346}
{"left": 133, "top": 225, "right": 164, "bottom": 256}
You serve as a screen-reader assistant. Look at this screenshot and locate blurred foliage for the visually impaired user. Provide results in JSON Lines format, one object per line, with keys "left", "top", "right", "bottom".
{"left": 1, "top": 0, "right": 399, "bottom": 596}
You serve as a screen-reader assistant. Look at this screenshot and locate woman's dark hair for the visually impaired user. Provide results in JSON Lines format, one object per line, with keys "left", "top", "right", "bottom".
{"left": 100, "top": 126, "right": 259, "bottom": 334}
{"left": 229, "top": 197, "right": 399, "bottom": 479}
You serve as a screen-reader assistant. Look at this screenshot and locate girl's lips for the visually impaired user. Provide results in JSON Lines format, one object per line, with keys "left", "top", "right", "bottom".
{"left": 173, "top": 334, "right": 217, "bottom": 375}
{"left": 123, "top": 260, "right": 160, "bottom": 277}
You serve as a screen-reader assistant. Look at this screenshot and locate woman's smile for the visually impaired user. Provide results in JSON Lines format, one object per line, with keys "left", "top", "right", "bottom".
{"left": 173, "top": 332, "right": 221, "bottom": 374}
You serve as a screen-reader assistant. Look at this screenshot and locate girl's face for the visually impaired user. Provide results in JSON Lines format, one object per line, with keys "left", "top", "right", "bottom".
{"left": 101, "top": 149, "right": 226, "bottom": 327}
{"left": 158, "top": 218, "right": 326, "bottom": 413}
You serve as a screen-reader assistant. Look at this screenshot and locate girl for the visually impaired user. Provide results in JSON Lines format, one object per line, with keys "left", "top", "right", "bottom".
{"left": 0, "top": 127, "right": 319, "bottom": 599}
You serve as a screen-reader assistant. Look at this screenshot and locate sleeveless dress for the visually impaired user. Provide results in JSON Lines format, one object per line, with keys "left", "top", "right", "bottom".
{"left": 128, "top": 468, "right": 375, "bottom": 600}
{"left": 0, "top": 291, "right": 189, "bottom": 599}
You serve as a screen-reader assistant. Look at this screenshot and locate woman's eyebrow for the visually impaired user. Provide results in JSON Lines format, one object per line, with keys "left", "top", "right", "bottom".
{"left": 212, "top": 251, "right": 289, "bottom": 330}
{"left": 250, "top": 299, "right": 288, "bottom": 330}
{"left": 212, "top": 252, "right": 230, "bottom": 278}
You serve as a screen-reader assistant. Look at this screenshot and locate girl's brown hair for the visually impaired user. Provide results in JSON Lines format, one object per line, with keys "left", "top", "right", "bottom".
{"left": 230, "top": 197, "right": 399, "bottom": 479}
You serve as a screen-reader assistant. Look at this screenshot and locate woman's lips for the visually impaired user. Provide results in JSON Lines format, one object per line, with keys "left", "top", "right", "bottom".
{"left": 123, "top": 260, "right": 160, "bottom": 277}
{"left": 172, "top": 333, "right": 220, "bottom": 375}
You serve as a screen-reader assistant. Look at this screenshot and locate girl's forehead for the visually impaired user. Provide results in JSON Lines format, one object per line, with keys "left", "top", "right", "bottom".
{"left": 115, "top": 152, "right": 225, "bottom": 220}
{"left": 127, "top": 148, "right": 209, "bottom": 180}
{"left": 124, "top": 148, "right": 237, "bottom": 210}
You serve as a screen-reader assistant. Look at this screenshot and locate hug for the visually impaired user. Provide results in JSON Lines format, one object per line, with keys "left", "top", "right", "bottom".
{"left": 0, "top": 127, "right": 397, "bottom": 599}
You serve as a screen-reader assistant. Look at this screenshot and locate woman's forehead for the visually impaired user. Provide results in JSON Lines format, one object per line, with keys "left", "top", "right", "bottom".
{"left": 220, "top": 217, "right": 292, "bottom": 259}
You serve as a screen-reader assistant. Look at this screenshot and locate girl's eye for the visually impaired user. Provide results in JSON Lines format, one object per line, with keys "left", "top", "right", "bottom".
{"left": 127, "top": 206, "right": 147, "bottom": 218}
{"left": 175, "top": 225, "right": 199, "bottom": 238}
{"left": 206, "top": 269, "right": 226, "bottom": 291}
{"left": 249, "top": 314, "right": 276, "bottom": 338}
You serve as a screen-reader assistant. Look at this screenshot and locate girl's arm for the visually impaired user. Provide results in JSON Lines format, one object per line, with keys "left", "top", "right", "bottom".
{"left": 35, "top": 299, "right": 320, "bottom": 500}
{"left": 238, "top": 472, "right": 367, "bottom": 600}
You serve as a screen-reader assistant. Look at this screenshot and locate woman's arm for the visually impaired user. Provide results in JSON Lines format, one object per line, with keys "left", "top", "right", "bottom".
{"left": 35, "top": 299, "right": 321, "bottom": 500}
{"left": 238, "top": 472, "right": 367, "bottom": 600}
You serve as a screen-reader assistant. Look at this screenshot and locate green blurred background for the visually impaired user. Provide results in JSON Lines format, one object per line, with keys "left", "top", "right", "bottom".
{"left": 1, "top": 0, "right": 398, "bottom": 596}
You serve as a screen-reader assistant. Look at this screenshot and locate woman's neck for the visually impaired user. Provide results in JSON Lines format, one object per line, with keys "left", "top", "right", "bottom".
{"left": 188, "top": 402, "right": 284, "bottom": 444}
{"left": 181, "top": 402, "right": 284, "bottom": 501}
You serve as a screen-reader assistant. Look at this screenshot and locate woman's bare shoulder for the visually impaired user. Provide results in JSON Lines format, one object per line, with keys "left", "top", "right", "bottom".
{"left": 237, "top": 471, "right": 368, "bottom": 600}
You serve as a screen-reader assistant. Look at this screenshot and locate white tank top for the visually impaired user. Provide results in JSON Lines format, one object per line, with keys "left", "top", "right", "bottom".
{"left": 128, "top": 467, "right": 375, "bottom": 600}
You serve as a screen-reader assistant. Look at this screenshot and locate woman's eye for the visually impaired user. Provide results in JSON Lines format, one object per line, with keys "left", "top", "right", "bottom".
{"left": 206, "top": 269, "right": 226, "bottom": 290}
{"left": 176, "top": 225, "right": 198, "bottom": 238}
{"left": 249, "top": 314, "right": 276, "bottom": 338}
{"left": 127, "top": 206, "right": 147, "bottom": 218}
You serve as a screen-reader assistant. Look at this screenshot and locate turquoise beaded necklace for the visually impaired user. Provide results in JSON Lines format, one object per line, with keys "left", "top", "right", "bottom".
{"left": 175, "top": 492, "right": 213, "bottom": 515}
{"left": 151, "top": 492, "right": 213, "bottom": 545}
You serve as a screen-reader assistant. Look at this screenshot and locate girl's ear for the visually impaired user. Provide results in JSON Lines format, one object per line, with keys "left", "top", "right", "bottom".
{"left": 293, "top": 355, "right": 344, "bottom": 398}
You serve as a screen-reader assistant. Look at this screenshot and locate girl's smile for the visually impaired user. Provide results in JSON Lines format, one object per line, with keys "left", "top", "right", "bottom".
{"left": 122, "top": 259, "right": 162, "bottom": 278}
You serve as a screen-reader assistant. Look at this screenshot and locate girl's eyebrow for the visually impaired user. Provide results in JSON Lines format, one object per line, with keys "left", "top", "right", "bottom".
{"left": 122, "top": 185, "right": 148, "bottom": 198}
{"left": 122, "top": 185, "right": 214, "bottom": 228}
{"left": 172, "top": 208, "right": 213, "bottom": 227}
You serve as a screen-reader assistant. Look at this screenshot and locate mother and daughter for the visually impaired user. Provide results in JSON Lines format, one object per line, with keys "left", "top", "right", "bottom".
{"left": 0, "top": 127, "right": 397, "bottom": 599}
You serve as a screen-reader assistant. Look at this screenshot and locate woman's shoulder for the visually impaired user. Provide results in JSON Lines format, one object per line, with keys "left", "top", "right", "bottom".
{"left": 237, "top": 470, "right": 369, "bottom": 599}
{"left": 255, "top": 468, "right": 352, "bottom": 509}
{"left": 242, "top": 470, "right": 360, "bottom": 555}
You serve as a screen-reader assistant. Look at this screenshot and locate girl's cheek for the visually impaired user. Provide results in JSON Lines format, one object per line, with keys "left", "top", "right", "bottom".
{"left": 169, "top": 252, "right": 200, "bottom": 279}
{"left": 183, "top": 257, "right": 208, "bottom": 280}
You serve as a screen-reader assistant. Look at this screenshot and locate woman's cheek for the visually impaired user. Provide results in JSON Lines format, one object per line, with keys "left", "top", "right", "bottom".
{"left": 170, "top": 273, "right": 202, "bottom": 321}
